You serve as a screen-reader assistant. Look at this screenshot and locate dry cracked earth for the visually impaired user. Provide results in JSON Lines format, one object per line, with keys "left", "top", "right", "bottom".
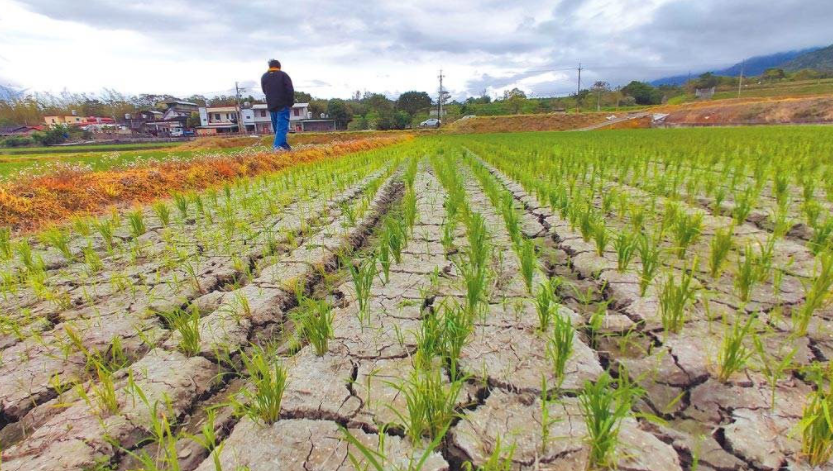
{"left": 0, "top": 147, "right": 829, "bottom": 471}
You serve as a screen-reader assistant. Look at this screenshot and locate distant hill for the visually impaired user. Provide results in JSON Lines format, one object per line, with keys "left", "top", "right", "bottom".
{"left": 651, "top": 47, "right": 823, "bottom": 86}
{"left": 0, "top": 85, "right": 22, "bottom": 101}
{"left": 782, "top": 45, "right": 833, "bottom": 71}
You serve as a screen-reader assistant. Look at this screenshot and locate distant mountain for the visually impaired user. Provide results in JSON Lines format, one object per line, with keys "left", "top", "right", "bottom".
{"left": 782, "top": 44, "right": 833, "bottom": 71}
{"left": 651, "top": 47, "right": 823, "bottom": 86}
{"left": 0, "top": 85, "right": 23, "bottom": 101}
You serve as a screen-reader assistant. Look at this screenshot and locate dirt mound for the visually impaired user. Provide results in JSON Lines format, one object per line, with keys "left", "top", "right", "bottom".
{"left": 658, "top": 95, "right": 833, "bottom": 125}
{"left": 446, "top": 112, "right": 610, "bottom": 133}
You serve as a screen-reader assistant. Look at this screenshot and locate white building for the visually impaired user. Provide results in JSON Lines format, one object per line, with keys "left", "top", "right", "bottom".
{"left": 241, "top": 103, "right": 311, "bottom": 134}
{"left": 197, "top": 106, "right": 240, "bottom": 135}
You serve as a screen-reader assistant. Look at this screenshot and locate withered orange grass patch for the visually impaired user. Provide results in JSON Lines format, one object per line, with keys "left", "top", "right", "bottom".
{"left": 0, "top": 136, "right": 409, "bottom": 233}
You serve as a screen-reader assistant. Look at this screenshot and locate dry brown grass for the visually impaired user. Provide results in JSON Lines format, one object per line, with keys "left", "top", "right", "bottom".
{"left": 0, "top": 136, "right": 409, "bottom": 233}
{"left": 445, "top": 113, "right": 610, "bottom": 134}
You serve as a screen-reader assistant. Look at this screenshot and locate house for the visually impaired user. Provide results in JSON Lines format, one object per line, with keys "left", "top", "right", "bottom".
{"left": 0, "top": 125, "right": 43, "bottom": 136}
{"left": 240, "top": 102, "right": 314, "bottom": 134}
{"left": 125, "top": 110, "right": 164, "bottom": 133}
{"left": 241, "top": 104, "right": 273, "bottom": 134}
{"left": 44, "top": 115, "right": 85, "bottom": 126}
{"left": 197, "top": 106, "right": 240, "bottom": 135}
{"left": 141, "top": 101, "right": 199, "bottom": 136}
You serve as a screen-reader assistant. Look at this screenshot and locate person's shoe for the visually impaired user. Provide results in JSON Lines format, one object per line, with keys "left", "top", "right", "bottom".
{"left": 273, "top": 147, "right": 287, "bottom": 153}
{"left": 282, "top": 145, "right": 292, "bottom": 151}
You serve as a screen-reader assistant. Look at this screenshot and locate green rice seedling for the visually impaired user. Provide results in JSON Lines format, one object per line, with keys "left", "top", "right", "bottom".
{"left": 613, "top": 231, "right": 637, "bottom": 273}
{"left": 153, "top": 202, "right": 171, "bottom": 227}
{"left": 462, "top": 435, "right": 516, "bottom": 471}
{"left": 803, "top": 199, "right": 822, "bottom": 229}
{"left": 441, "top": 217, "right": 455, "bottom": 253}
{"left": 93, "top": 218, "right": 115, "bottom": 252}
{"left": 636, "top": 234, "right": 661, "bottom": 296}
{"left": 466, "top": 213, "right": 490, "bottom": 271}
{"left": 386, "top": 217, "right": 406, "bottom": 263}
{"left": 673, "top": 212, "right": 703, "bottom": 259}
{"left": 182, "top": 260, "right": 204, "bottom": 295}
{"left": 630, "top": 206, "right": 646, "bottom": 232}
{"left": 772, "top": 207, "right": 793, "bottom": 239}
{"left": 578, "top": 206, "right": 596, "bottom": 242}
{"left": 715, "top": 313, "right": 756, "bottom": 382}
{"left": 547, "top": 312, "right": 574, "bottom": 386}
{"left": 458, "top": 257, "right": 488, "bottom": 320}
{"left": 341, "top": 422, "right": 449, "bottom": 471}
{"left": 340, "top": 200, "right": 357, "bottom": 226}
{"left": 660, "top": 201, "right": 680, "bottom": 236}
{"left": 83, "top": 244, "right": 103, "bottom": 275}
{"left": 414, "top": 309, "right": 443, "bottom": 369}
{"left": 592, "top": 220, "right": 609, "bottom": 257}
{"left": 16, "top": 239, "right": 43, "bottom": 273}
{"left": 734, "top": 244, "right": 759, "bottom": 303}
{"left": 378, "top": 230, "right": 391, "bottom": 284}
{"left": 535, "top": 277, "right": 562, "bottom": 333}
{"left": 810, "top": 217, "right": 833, "bottom": 255}
{"left": 441, "top": 303, "right": 473, "bottom": 380}
{"left": 127, "top": 210, "right": 147, "bottom": 238}
{"left": 162, "top": 306, "right": 201, "bottom": 356}
{"left": 72, "top": 216, "right": 93, "bottom": 237}
{"left": 518, "top": 238, "right": 537, "bottom": 294}
{"left": 732, "top": 188, "right": 755, "bottom": 224}
{"left": 0, "top": 227, "right": 11, "bottom": 260}
{"left": 193, "top": 194, "right": 205, "bottom": 218}
{"left": 580, "top": 371, "right": 643, "bottom": 469}
{"left": 293, "top": 297, "right": 334, "bottom": 356}
{"left": 708, "top": 225, "right": 734, "bottom": 279}
{"left": 753, "top": 336, "right": 796, "bottom": 409}
{"left": 350, "top": 255, "right": 377, "bottom": 324}
{"left": 773, "top": 172, "right": 790, "bottom": 209}
{"left": 173, "top": 192, "right": 189, "bottom": 220}
{"left": 389, "top": 368, "right": 463, "bottom": 442}
{"left": 236, "top": 345, "right": 287, "bottom": 423}
{"left": 92, "top": 366, "right": 119, "bottom": 415}
{"left": 403, "top": 188, "right": 417, "bottom": 229}
{"left": 40, "top": 226, "right": 74, "bottom": 262}
{"left": 658, "top": 260, "right": 698, "bottom": 336}
{"left": 799, "top": 374, "right": 833, "bottom": 466}
{"left": 713, "top": 187, "right": 727, "bottom": 215}
{"left": 793, "top": 251, "right": 833, "bottom": 336}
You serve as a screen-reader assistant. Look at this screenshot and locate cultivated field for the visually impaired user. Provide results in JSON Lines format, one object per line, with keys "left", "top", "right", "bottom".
{"left": 0, "top": 127, "right": 832, "bottom": 470}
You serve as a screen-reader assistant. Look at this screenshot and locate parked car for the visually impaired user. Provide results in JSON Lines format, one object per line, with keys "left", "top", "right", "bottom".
{"left": 419, "top": 118, "right": 441, "bottom": 128}
{"left": 183, "top": 130, "right": 196, "bottom": 137}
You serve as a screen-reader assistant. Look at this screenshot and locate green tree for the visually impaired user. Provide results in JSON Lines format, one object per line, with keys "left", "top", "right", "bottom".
{"left": 695, "top": 73, "right": 719, "bottom": 89}
{"left": 621, "top": 81, "right": 662, "bottom": 105}
{"left": 327, "top": 99, "right": 353, "bottom": 129}
{"left": 762, "top": 68, "right": 786, "bottom": 82}
{"left": 186, "top": 112, "right": 201, "bottom": 129}
{"left": 395, "top": 91, "right": 432, "bottom": 117}
{"left": 294, "top": 91, "right": 313, "bottom": 103}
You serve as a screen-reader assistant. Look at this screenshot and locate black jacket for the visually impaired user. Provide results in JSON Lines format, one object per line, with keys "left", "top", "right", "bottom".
{"left": 261, "top": 70, "right": 295, "bottom": 111}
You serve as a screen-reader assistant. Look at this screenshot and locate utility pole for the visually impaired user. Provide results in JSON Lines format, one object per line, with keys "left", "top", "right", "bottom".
{"left": 437, "top": 69, "right": 445, "bottom": 128}
{"left": 737, "top": 60, "right": 745, "bottom": 99}
{"left": 576, "top": 62, "right": 583, "bottom": 113}
{"left": 235, "top": 81, "right": 245, "bottom": 135}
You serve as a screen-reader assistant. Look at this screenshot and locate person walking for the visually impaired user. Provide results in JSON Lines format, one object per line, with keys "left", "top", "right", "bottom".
{"left": 261, "top": 59, "right": 295, "bottom": 151}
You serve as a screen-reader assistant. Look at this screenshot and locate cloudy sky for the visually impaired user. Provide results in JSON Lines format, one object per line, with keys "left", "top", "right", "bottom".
{"left": 0, "top": 0, "right": 831, "bottom": 100}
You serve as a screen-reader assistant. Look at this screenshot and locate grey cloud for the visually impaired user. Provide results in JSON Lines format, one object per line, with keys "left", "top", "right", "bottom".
{"left": 11, "top": 0, "right": 833, "bottom": 98}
